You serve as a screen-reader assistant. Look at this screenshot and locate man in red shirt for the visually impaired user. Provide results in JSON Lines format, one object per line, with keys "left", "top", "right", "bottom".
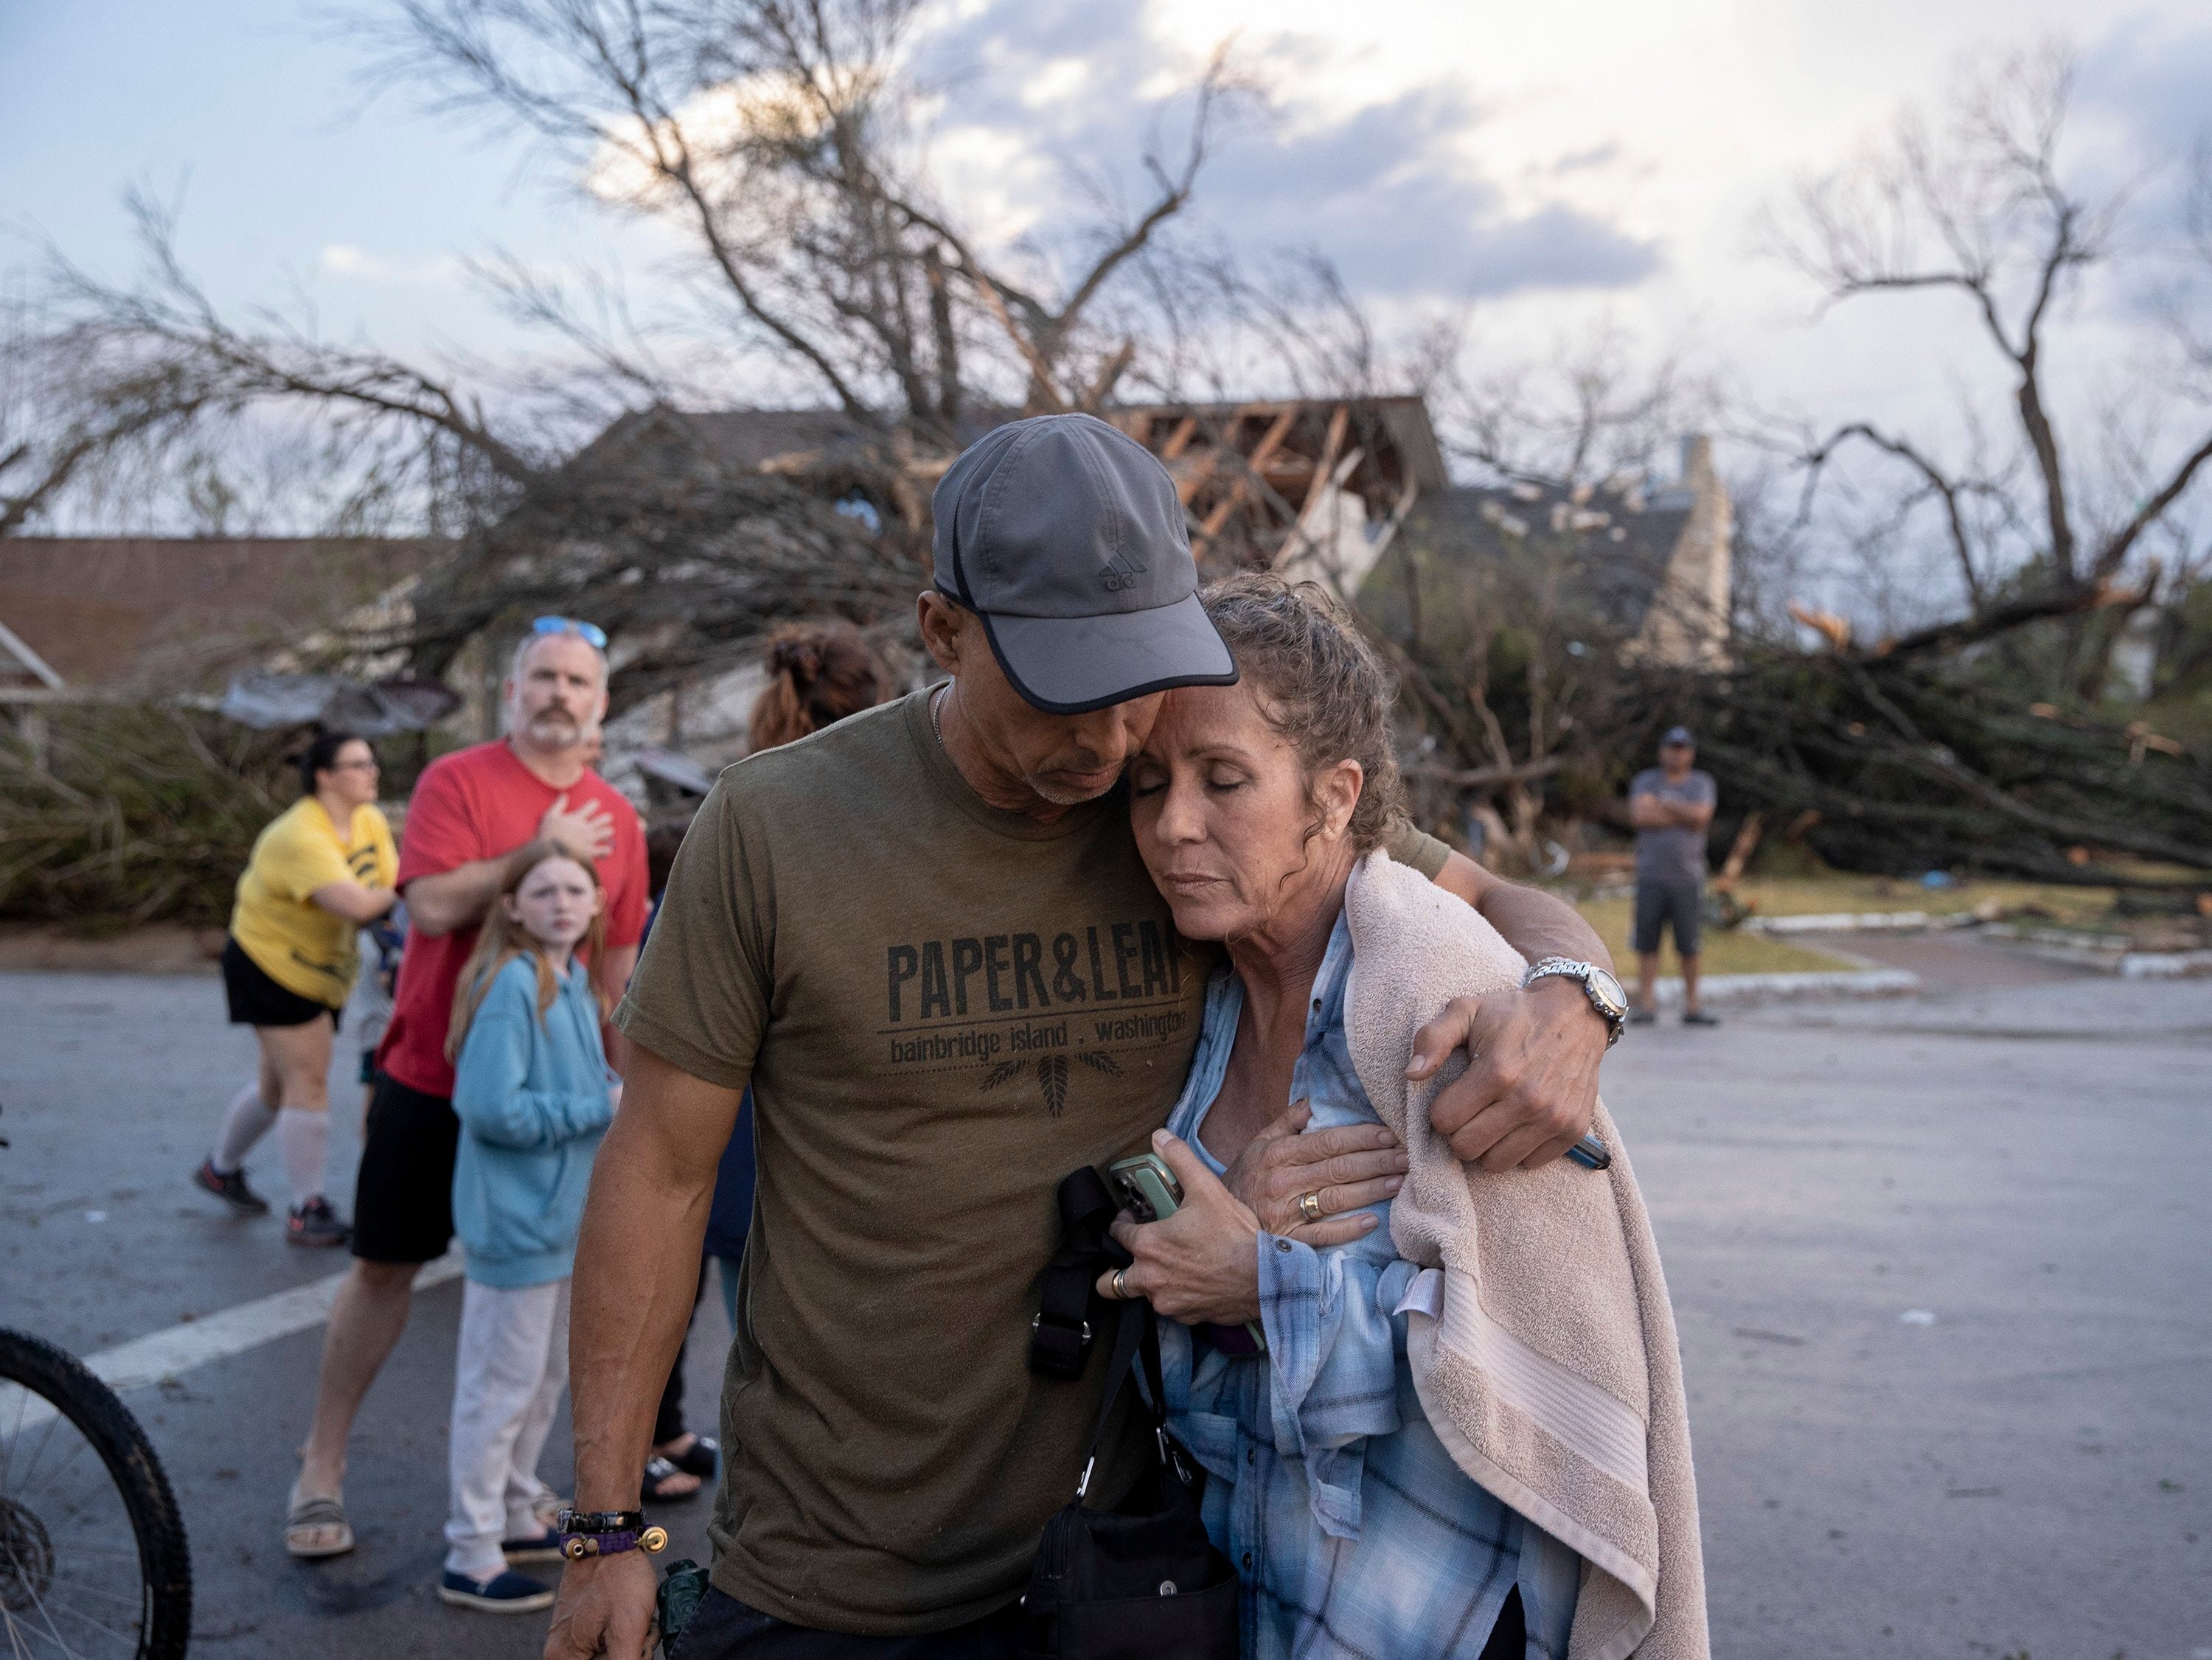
{"left": 285, "top": 621, "right": 648, "bottom": 1560}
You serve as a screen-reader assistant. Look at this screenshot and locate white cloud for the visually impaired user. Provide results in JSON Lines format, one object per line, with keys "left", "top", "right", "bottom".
{"left": 582, "top": 71, "right": 851, "bottom": 209}
{"left": 318, "top": 244, "right": 459, "bottom": 286}
{"left": 1018, "top": 55, "right": 1092, "bottom": 108}
{"left": 930, "top": 122, "right": 1055, "bottom": 248}
{"left": 1117, "top": 0, "right": 2197, "bottom": 446}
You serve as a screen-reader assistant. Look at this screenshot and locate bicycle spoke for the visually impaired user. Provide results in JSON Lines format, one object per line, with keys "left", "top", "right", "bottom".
{"left": 41, "top": 1577, "right": 144, "bottom": 1609}
{"left": 8, "top": 1577, "right": 88, "bottom": 1659}
{"left": 0, "top": 1381, "right": 24, "bottom": 1493}
{"left": 32, "top": 1583, "right": 137, "bottom": 1653}
{"left": 9, "top": 1415, "right": 63, "bottom": 1511}
{"left": 15, "top": 1434, "right": 92, "bottom": 1507}
{"left": 13, "top": 1543, "right": 138, "bottom": 1660}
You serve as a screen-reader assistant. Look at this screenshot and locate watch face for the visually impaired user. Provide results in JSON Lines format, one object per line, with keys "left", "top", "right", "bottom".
{"left": 1587, "top": 968, "right": 1628, "bottom": 1019}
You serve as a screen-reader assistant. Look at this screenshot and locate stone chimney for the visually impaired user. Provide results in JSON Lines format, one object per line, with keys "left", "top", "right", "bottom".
{"left": 1632, "top": 433, "right": 1733, "bottom": 669}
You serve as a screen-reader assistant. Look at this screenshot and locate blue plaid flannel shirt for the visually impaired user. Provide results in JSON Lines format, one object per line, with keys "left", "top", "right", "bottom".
{"left": 1156, "top": 910, "right": 1581, "bottom": 1660}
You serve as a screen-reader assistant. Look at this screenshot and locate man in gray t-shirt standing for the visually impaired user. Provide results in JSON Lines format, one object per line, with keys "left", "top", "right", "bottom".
{"left": 1628, "top": 726, "right": 1719, "bottom": 1027}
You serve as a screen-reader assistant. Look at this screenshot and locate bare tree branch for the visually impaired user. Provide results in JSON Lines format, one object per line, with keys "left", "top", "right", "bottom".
{"left": 1799, "top": 421, "right": 1997, "bottom": 606}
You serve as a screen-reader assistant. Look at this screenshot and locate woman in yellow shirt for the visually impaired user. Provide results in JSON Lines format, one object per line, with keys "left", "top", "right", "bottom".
{"left": 193, "top": 732, "right": 399, "bottom": 1247}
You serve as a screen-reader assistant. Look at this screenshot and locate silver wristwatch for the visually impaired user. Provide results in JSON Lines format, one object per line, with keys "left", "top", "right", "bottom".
{"left": 1523, "top": 957, "right": 1630, "bottom": 1047}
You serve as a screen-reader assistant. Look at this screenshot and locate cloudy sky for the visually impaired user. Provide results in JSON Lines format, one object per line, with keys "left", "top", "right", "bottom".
{"left": 4, "top": 0, "right": 2210, "bottom": 496}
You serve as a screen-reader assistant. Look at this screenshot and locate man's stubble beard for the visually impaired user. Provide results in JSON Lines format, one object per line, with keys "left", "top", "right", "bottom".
{"left": 1023, "top": 751, "right": 1131, "bottom": 806}
{"left": 1026, "top": 774, "right": 1116, "bottom": 807}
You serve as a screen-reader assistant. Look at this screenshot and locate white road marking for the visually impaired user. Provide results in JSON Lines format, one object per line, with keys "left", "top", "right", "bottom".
{"left": 1, "top": 1250, "right": 464, "bottom": 1438}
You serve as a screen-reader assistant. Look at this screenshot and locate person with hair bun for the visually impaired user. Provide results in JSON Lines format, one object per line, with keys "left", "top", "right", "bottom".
{"left": 194, "top": 732, "right": 398, "bottom": 1249}
{"left": 747, "top": 619, "right": 890, "bottom": 754}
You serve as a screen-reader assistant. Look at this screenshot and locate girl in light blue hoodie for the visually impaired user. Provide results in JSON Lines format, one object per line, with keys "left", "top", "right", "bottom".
{"left": 437, "top": 837, "right": 618, "bottom": 1613}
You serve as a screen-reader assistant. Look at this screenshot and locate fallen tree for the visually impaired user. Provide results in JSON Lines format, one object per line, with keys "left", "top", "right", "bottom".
{"left": 0, "top": 704, "right": 289, "bottom": 928}
{"left": 1610, "top": 653, "right": 2212, "bottom": 887}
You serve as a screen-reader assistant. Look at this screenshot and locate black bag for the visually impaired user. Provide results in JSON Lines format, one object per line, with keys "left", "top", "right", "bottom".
{"left": 1019, "top": 1297, "right": 1240, "bottom": 1659}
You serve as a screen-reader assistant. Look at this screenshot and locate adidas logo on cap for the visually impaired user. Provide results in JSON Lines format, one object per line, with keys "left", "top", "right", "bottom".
{"left": 1098, "top": 551, "right": 1148, "bottom": 593}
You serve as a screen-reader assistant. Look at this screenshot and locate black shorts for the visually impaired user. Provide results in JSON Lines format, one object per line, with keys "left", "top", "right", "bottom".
{"left": 349, "top": 1072, "right": 460, "bottom": 1265}
{"left": 1632, "top": 879, "right": 1705, "bottom": 957}
{"left": 221, "top": 937, "right": 342, "bottom": 1030}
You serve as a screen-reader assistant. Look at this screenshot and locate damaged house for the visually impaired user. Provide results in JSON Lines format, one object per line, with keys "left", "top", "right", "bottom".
{"left": 1371, "top": 434, "right": 1735, "bottom": 672}
{"left": 204, "top": 397, "right": 1731, "bottom": 813}
{"left": 425, "top": 397, "right": 1472, "bottom": 801}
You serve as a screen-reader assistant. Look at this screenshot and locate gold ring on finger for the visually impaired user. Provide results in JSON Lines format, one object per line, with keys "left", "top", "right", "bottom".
{"left": 1298, "top": 1190, "right": 1326, "bottom": 1225}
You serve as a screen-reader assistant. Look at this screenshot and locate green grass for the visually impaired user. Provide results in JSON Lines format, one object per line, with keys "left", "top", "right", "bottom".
{"left": 1571, "top": 894, "right": 1859, "bottom": 976}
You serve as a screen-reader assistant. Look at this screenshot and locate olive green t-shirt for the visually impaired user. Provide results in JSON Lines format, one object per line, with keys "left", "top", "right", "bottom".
{"left": 613, "top": 688, "right": 1448, "bottom": 1634}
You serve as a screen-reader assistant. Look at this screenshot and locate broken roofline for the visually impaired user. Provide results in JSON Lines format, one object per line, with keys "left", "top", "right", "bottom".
{"left": 1093, "top": 397, "right": 1446, "bottom": 573}
{"left": 570, "top": 396, "right": 1453, "bottom": 568}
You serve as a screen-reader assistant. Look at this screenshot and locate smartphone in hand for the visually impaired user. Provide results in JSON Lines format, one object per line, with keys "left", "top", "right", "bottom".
{"left": 1105, "top": 1152, "right": 1267, "bottom": 1353}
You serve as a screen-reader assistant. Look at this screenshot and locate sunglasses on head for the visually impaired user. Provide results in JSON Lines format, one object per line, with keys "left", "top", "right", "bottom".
{"left": 532, "top": 615, "right": 608, "bottom": 649}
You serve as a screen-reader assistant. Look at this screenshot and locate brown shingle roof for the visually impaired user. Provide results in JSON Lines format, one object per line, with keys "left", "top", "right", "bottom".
{"left": 0, "top": 537, "right": 447, "bottom": 690}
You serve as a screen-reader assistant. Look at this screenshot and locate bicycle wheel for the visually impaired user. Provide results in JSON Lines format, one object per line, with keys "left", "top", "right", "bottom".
{"left": 0, "top": 1329, "right": 192, "bottom": 1659}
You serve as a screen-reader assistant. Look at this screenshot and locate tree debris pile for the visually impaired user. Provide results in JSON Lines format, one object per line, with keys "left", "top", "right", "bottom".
{"left": 1, "top": 704, "right": 292, "bottom": 930}
{"left": 1625, "top": 655, "right": 2211, "bottom": 887}
{"left": 382, "top": 407, "right": 931, "bottom": 720}
{"left": 1358, "top": 498, "right": 2210, "bottom": 889}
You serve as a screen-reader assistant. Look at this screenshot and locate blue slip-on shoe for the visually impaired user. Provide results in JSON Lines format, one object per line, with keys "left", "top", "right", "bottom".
{"left": 501, "top": 1525, "right": 563, "bottom": 1564}
{"left": 438, "top": 1568, "right": 556, "bottom": 1613}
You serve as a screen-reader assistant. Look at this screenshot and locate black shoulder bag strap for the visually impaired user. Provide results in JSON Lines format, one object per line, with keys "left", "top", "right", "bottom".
{"left": 1072, "top": 1295, "right": 1150, "bottom": 1502}
{"left": 1072, "top": 1297, "right": 1191, "bottom": 1500}
{"left": 1031, "top": 1166, "right": 1130, "bottom": 1381}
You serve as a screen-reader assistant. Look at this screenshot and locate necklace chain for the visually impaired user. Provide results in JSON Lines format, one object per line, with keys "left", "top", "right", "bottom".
{"left": 929, "top": 683, "right": 947, "bottom": 748}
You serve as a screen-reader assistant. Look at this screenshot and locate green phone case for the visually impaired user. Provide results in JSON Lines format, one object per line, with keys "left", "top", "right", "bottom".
{"left": 1104, "top": 1153, "right": 1267, "bottom": 1353}
{"left": 1105, "top": 1153, "right": 1182, "bottom": 1221}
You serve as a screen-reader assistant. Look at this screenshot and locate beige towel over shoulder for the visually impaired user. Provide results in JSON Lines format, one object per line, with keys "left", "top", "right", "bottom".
{"left": 1342, "top": 851, "right": 1708, "bottom": 1660}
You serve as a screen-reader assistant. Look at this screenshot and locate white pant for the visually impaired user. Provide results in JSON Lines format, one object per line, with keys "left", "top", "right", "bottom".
{"left": 445, "top": 1277, "right": 569, "bottom": 1580}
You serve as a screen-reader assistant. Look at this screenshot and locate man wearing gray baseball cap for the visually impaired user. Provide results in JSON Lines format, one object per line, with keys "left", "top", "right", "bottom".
{"left": 928, "top": 412, "right": 1239, "bottom": 716}
{"left": 547, "top": 415, "right": 1621, "bottom": 1659}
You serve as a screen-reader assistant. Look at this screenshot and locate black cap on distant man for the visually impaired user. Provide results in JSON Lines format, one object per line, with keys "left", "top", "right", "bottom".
{"left": 931, "top": 413, "right": 1238, "bottom": 714}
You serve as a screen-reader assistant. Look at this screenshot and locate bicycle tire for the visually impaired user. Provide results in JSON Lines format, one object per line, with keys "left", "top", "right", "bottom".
{"left": 0, "top": 1328, "right": 192, "bottom": 1660}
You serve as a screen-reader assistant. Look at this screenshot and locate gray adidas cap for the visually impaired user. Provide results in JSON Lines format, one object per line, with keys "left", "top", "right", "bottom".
{"left": 931, "top": 413, "right": 1238, "bottom": 714}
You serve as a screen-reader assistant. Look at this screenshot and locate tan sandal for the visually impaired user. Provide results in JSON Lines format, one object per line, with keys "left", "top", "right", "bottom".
{"left": 285, "top": 1485, "right": 355, "bottom": 1558}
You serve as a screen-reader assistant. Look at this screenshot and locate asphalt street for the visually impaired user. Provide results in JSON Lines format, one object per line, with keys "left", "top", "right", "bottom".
{"left": 1, "top": 938, "right": 2208, "bottom": 1659}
